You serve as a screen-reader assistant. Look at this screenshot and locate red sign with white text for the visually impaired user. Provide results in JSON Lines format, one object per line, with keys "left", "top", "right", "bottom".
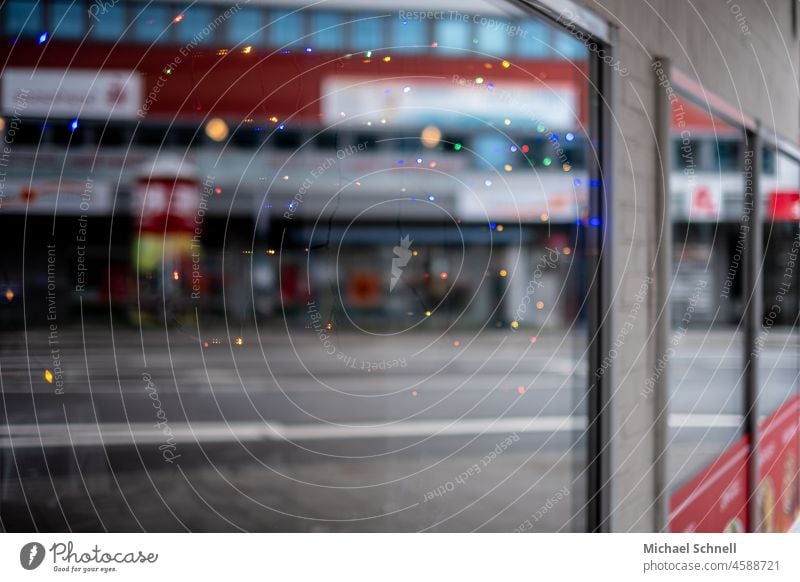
{"left": 134, "top": 177, "right": 199, "bottom": 233}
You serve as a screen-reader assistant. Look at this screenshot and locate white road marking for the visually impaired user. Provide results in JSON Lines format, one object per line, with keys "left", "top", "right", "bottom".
{"left": 1, "top": 413, "right": 740, "bottom": 447}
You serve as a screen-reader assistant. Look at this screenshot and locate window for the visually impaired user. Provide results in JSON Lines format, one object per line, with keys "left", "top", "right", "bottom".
{"left": 174, "top": 6, "right": 214, "bottom": 45}
{"left": 668, "top": 106, "right": 747, "bottom": 525}
{"left": 52, "top": 118, "right": 87, "bottom": 145}
{"left": 517, "top": 20, "right": 550, "bottom": 58}
{"left": 268, "top": 9, "right": 304, "bottom": 49}
{"left": 0, "top": 0, "right": 605, "bottom": 534}
{"left": 134, "top": 124, "right": 170, "bottom": 146}
{"left": 762, "top": 146, "right": 777, "bottom": 175}
{"left": 351, "top": 14, "right": 383, "bottom": 52}
{"left": 673, "top": 137, "right": 699, "bottom": 170}
{"left": 758, "top": 149, "right": 800, "bottom": 531}
{"left": 434, "top": 19, "right": 471, "bottom": 54}
{"left": 474, "top": 133, "right": 512, "bottom": 169}
{"left": 310, "top": 12, "right": 344, "bottom": 51}
{"left": 712, "top": 139, "right": 741, "bottom": 171}
{"left": 391, "top": 16, "right": 426, "bottom": 53}
{"left": 89, "top": 2, "right": 125, "bottom": 40}
{"left": 552, "top": 28, "right": 587, "bottom": 60}
{"left": 227, "top": 7, "right": 263, "bottom": 46}
{"left": 131, "top": 2, "right": 170, "bottom": 43}
{"left": 475, "top": 16, "right": 510, "bottom": 55}
{"left": 4, "top": 0, "right": 44, "bottom": 38}
{"left": 96, "top": 123, "right": 131, "bottom": 147}
{"left": 50, "top": 0, "right": 85, "bottom": 39}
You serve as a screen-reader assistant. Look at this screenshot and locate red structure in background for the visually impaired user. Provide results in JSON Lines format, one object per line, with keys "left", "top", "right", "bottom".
{"left": 669, "top": 437, "right": 749, "bottom": 533}
{"left": 768, "top": 191, "right": 800, "bottom": 222}
{"left": 4, "top": 39, "right": 590, "bottom": 125}
{"left": 669, "top": 396, "right": 800, "bottom": 532}
{"left": 757, "top": 396, "right": 800, "bottom": 532}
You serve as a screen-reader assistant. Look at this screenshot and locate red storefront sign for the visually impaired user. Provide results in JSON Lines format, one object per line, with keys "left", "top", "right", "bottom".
{"left": 133, "top": 156, "right": 200, "bottom": 234}
{"left": 768, "top": 190, "right": 800, "bottom": 222}
{"left": 757, "top": 396, "right": 800, "bottom": 532}
{"left": 669, "top": 436, "right": 749, "bottom": 533}
{"left": 134, "top": 177, "right": 199, "bottom": 233}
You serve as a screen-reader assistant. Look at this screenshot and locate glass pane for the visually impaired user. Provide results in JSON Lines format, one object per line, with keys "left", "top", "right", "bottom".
{"left": 131, "top": 2, "right": 170, "bottom": 43}
{"left": 310, "top": 12, "right": 344, "bottom": 51}
{"left": 757, "top": 149, "right": 800, "bottom": 532}
{"left": 351, "top": 14, "right": 383, "bottom": 52}
{"left": 0, "top": 0, "right": 594, "bottom": 533}
{"left": 174, "top": 6, "right": 214, "bottom": 45}
{"left": 667, "top": 96, "right": 746, "bottom": 520}
{"left": 552, "top": 29, "right": 587, "bottom": 60}
{"left": 391, "top": 16, "right": 426, "bottom": 53}
{"left": 434, "top": 19, "right": 471, "bottom": 54}
{"left": 268, "top": 9, "right": 304, "bottom": 49}
{"left": 89, "top": 2, "right": 125, "bottom": 40}
{"left": 475, "top": 15, "right": 510, "bottom": 55}
{"left": 50, "top": 0, "right": 85, "bottom": 39}
{"left": 5, "top": 0, "right": 44, "bottom": 37}
{"left": 227, "top": 8, "right": 263, "bottom": 46}
{"left": 517, "top": 20, "right": 550, "bottom": 58}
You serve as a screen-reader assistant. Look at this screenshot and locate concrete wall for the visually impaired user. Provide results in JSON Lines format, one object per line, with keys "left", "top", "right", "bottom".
{"left": 571, "top": 0, "right": 799, "bottom": 531}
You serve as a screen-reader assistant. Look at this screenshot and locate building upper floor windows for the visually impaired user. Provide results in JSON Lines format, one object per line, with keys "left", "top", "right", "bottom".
{"left": 2, "top": 1, "right": 584, "bottom": 62}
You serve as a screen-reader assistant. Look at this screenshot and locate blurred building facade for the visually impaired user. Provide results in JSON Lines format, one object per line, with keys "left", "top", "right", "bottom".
{"left": 1, "top": 0, "right": 800, "bottom": 533}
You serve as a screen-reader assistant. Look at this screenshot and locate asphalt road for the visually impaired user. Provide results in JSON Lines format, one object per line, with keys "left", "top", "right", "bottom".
{"left": 0, "top": 325, "right": 796, "bottom": 531}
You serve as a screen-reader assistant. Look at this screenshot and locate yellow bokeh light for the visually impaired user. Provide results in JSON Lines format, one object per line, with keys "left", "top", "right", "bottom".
{"left": 540, "top": 213, "right": 549, "bottom": 222}
{"left": 420, "top": 125, "right": 442, "bottom": 148}
{"left": 499, "top": 269, "right": 508, "bottom": 277}
{"left": 205, "top": 118, "right": 229, "bottom": 142}
{"left": 44, "top": 369, "right": 53, "bottom": 383}
{"left": 5, "top": 288, "right": 13, "bottom": 302}
{"left": 563, "top": 247, "right": 572, "bottom": 255}
{"left": 425, "top": 310, "right": 432, "bottom": 317}
{"left": 502, "top": 60, "right": 511, "bottom": 68}
{"left": 536, "top": 301, "right": 544, "bottom": 309}
{"left": 511, "top": 321, "right": 519, "bottom": 329}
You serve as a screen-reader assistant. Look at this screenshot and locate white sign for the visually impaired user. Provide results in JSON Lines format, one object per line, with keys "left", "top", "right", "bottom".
{"left": 322, "top": 76, "right": 577, "bottom": 130}
{"left": 456, "top": 173, "right": 587, "bottom": 222}
{"left": 2, "top": 68, "right": 143, "bottom": 119}
{"left": 0, "top": 180, "right": 112, "bottom": 215}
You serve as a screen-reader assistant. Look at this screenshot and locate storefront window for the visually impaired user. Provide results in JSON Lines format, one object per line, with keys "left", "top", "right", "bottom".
{"left": 667, "top": 99, "right": 747, "bottom": 514}
{"left": 757, "top": 148, "right": 800, "bottom": 532}
{"left": 0, "top": 0, "right": 602, "bottom": 533}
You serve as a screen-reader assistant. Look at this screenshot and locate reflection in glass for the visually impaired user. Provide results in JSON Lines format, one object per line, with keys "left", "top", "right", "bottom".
{"left": 667, "top": 98, "right": 746, "bottom": 491}
{"left": 0, "top": 0, "right": 596, "bottom": 533}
